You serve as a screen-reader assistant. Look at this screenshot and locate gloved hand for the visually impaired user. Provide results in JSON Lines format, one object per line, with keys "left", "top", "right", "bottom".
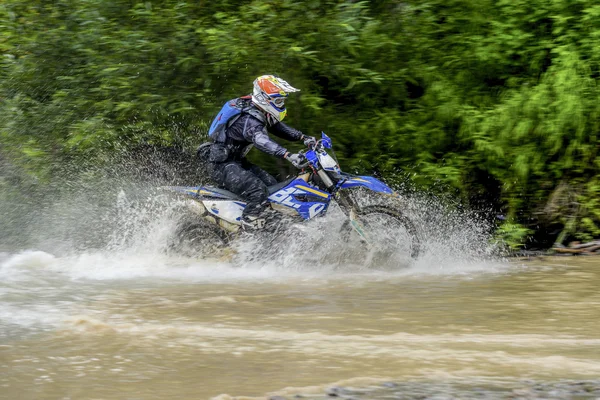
{"left": 302, "top": 134, "right": 317, "bottom": 148}
{"left": 285, "top": 152, "right": 306, "bottom": 168}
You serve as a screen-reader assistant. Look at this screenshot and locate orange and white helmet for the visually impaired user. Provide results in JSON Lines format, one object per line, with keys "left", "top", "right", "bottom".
{"left": 252, "top": 75, "right": 300, "bottom": 123}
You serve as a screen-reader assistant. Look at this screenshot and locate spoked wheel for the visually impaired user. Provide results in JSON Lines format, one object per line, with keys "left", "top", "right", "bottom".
{"left": 344, "top": 205, "right": 420, "bottom": 267}
{"left": 169, "top": 219, "right": 229, "bottom": 256}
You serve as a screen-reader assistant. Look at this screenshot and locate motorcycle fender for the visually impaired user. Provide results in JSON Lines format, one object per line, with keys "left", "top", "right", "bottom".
{"left": 202, "top": 200, "right": 245, "bottom": 225}
{"left": 339, "top": 176, "right": 393, "bottom": 194}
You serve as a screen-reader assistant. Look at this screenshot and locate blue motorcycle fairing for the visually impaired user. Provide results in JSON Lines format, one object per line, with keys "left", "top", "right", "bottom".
{"left": 165, "top": 182, "right": 331, "bottom": 220}
{"left": 339, "top": 175, "right": 394, "bottom": 194}
{"left": 304, "top": 149, "right": 319, "bottom": 168}
{"left": 321, "top": 132, "right": 333, "bottom": 149}
{"left": 304, "top": 132, "right": 334, "bottom": 167}
{"left": 268, "top": 178, "right": 330, "bottom": 220}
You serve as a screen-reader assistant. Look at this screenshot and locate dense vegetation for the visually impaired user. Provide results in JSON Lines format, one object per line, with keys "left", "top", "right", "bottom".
{"left": 2, "top": 0, "right": 600, "bottom": 248}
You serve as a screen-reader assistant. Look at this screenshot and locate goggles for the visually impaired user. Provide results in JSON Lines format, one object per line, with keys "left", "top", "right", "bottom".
{"left": 269, "top": 94, "right": 287, "bottom": 108}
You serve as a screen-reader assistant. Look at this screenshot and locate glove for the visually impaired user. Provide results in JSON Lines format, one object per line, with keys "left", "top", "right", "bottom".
{"left": 302, "top": 134, "right": 317, "bottom": 148}
{"left": 285, "top": 152, "right": 306, "bottom": 168}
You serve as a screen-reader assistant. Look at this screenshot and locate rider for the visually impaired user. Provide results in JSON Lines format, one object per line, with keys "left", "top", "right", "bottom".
{"left": 202, "top": 75, "right": 314, "bottom": 229}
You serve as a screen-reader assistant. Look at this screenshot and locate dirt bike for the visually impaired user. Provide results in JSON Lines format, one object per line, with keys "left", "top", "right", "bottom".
{"left": 164, "top": 133, "right": 420, "bottom": 263}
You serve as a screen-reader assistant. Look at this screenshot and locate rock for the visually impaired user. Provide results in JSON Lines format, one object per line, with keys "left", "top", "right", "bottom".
{"left": 583, "top": 383, "right": 597, "bottom": 392}
{"left": 284, "top": 380, "right": 600, "bottom": 400}
{"left": 552, "top": 247, "right": 583, "bottom": 254}
{"left": 269, "top": 397, "right": 288, "bottom": 400}
{"left": 585, "top": 244, "right": 600, "bottom": 252}
{"left": 571, "top": 241, "right": 600, "bottom": 249}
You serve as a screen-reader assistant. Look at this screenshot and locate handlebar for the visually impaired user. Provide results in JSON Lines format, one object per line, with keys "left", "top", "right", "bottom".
{"left": 305, "top": 138, "right": 321, "bottom": 151}
{"left": 292, "top": 138, "right": 324, "bottom": 169}
{"left": 295, "top": 150, "right": 310, "bottom": 169}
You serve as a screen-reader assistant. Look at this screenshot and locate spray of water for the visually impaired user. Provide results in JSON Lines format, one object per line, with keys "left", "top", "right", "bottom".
{"left": 0, "top": 157, "right": 508, "bottom": 283}
{"left": 228, "top": 188, "right": 504, "bottom": 276}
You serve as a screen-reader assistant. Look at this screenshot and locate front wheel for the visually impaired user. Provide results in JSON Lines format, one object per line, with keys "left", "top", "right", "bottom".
{"left": 345, "top": 205, "right": 420, "bottom": 266}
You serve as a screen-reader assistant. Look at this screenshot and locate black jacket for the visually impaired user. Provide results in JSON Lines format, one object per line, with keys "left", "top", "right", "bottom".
{"left": 214, "top": 100, "right": 303, "bottom": 160}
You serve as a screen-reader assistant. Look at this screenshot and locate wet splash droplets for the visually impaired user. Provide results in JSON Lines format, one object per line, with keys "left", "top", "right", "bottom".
{"left": 1, "top": 165, "right": 506, "bottom": 282}
{"left": 227, "top": 189, "right": 503, "bottom": 275}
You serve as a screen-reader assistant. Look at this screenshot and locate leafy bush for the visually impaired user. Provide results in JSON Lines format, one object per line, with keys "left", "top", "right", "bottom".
{"left": 2, "top": 0, "right": 600, "bottom": 244}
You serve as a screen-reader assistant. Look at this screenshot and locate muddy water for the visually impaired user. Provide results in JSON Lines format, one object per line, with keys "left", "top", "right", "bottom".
{"left": 1, "top": 252, "right": 599, "bottom": 399}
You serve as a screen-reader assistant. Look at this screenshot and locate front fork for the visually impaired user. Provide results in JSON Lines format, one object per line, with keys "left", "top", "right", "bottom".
{"left": 335, "top": 190, "right": 371, "bottom": 243}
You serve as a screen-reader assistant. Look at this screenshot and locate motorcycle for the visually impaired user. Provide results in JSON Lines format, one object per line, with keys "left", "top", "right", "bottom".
{"left": 164, "top": 132, "right": 420, "bottom": 263}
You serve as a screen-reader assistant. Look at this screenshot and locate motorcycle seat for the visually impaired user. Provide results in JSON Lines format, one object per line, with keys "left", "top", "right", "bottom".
{"left": 201, "top": 177, "right": 295, "bottom": 201}
{"left": 202, "top": 187, "right": 244, "bottom": 201}
{"left": 267, "top": 177, "right": 295, "bottom": 195}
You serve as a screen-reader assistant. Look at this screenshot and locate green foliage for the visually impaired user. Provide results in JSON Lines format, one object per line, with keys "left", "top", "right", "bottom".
{"left": 2, "top": 0, "right": 600, "bottom": 244}
{"left": 493, "top": 221, "right": 534, "bottom": 250}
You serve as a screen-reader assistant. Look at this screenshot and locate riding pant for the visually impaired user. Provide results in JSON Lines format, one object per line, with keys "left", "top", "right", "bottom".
{"left": 207, "top": 144, "right": 277, "bottom": 217}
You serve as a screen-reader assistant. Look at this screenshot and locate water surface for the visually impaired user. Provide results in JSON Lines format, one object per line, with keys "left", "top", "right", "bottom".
{"left": 1, "top": 251, "right": 599, "bottom": 399}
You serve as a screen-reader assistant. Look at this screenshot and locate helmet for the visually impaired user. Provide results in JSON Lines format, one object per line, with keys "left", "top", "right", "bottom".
{"left": 252, "top": 75, "right": 300, "bottom": 123}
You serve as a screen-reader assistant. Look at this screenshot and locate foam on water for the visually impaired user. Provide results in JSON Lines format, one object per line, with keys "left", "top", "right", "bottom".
{"left": 0, "top": 250, "right": 57, "bottom": 275}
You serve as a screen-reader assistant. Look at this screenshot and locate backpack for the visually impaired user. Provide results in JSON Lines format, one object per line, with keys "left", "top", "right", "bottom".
{"left": 208, "top": 96, "right": 252, "bottom": 142}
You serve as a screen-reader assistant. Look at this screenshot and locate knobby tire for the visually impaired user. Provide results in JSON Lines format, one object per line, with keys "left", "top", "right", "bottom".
{"left": 355, "top": 204, "right": 421, "bottom": 260}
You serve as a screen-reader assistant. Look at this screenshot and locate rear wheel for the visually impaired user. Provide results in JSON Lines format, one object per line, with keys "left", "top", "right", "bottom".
{"left": 345, "top": 205, "right": 420, "bottom": 267}
{"left": 169, "top": 217, "right": 229, "bottom": 256}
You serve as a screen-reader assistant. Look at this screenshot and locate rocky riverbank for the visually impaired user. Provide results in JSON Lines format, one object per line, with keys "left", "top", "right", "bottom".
{"left": 510, "top": 239, "right": 600, "bottom": 258}
{"left": 551, "top": 240, "right": 600, "bottom": 255}
{"left": 257, "top": 379, "right": 600, "bottom": 400}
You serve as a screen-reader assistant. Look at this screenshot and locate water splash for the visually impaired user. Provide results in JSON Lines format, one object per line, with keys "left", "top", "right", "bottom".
{"left": 227, "top": 188, "right": 504, "bottom": 275}
{"left": 0, "top": 167, "right": 508, "bottom": 283}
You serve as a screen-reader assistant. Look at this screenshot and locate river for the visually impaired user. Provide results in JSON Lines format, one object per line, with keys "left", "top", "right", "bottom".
{"left": 1, "top": 187, "right": 599, "bottom": 399}
{"left": 2, "top": 246, "right": 599, "bottom": 399}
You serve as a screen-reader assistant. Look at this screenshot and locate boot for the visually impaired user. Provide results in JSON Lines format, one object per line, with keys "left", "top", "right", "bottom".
{"left": 241, "top": 214, "right": 266, "bottom": 230}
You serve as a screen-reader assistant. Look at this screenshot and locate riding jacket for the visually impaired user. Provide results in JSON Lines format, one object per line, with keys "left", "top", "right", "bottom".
{"left": 211, "top": 98, "right": 303, "bottom": 161}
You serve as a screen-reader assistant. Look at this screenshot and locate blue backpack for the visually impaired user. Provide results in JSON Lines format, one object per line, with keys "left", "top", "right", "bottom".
{"left": 208, "top": 97, "right": 251, "bottom": 142}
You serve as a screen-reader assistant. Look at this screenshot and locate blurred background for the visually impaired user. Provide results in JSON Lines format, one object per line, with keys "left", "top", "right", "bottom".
{"left": 2, "top": 0, "right": 600, "bottom": 248}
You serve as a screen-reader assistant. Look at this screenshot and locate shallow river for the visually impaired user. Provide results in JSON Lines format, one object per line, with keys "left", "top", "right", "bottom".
{"left": 1, "top": 248, "right": 599, "bottom": 400}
